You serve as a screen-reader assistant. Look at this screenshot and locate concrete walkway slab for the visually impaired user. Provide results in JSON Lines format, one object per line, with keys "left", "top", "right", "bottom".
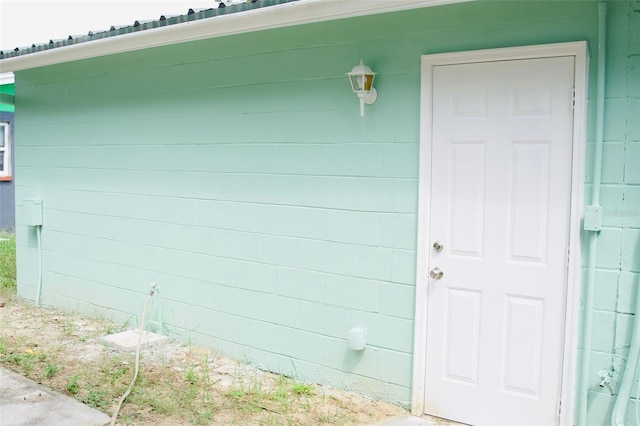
{"left": 373, "top": 416, "right": 438, "bottom": 425}
{"left": 372, "top": 415, "right": 468, "bottom": 425}
{"left": 0, "top": 367, "right": 110, "bottom": 426}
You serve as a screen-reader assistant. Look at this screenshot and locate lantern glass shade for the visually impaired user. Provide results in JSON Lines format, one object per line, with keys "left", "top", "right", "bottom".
{"left": 347, "top": 60, "right": 376, "bottom": 94}
{"left": 349, "top": 73, "right": 375, "bottom": 93}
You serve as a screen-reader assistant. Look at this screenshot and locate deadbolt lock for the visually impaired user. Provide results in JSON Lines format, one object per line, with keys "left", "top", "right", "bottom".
{"left": 433, "top": 241, "right": 443, "bottom": 252}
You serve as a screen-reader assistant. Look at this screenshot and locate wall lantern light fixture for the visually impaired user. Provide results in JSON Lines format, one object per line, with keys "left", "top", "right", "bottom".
{"left": 347, "top": 59, "right": 377, "bottom": 117}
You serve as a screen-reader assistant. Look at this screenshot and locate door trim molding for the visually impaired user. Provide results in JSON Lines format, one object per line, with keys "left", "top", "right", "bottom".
{"left": 411, "top": 41, "right": 588, "bottom": 426}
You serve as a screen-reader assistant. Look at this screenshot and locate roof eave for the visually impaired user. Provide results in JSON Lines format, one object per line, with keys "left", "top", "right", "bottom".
{"left": 0, "top": 0, "right": 472, "bottom": 73}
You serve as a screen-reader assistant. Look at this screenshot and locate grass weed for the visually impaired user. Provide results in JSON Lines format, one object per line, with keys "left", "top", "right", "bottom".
{"left": 65, "top": 375, "right": 80, "bottom": 395}
{"left": 44, "top": 361, "right": 59, "bottom": 378}
{"left": 292, "top": 383, "right": 314, "bottom": 396}
{"left": 0, "top": 232, "right": 16, "bottom": 300}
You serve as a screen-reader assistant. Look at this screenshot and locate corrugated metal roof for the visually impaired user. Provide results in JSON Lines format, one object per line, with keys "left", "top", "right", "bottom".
{"left": 0, "top": 0, "right": 298, "bottom": 60}
{"left": 0, "top": 0, "right": 469, "bottom": 72}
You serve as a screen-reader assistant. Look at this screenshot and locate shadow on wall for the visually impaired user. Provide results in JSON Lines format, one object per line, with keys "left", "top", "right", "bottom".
{"left": 612, "top": 229, "right": 640, "bottom": 425}
{"left": 622, "top": 233, "right": 640, "bottom": 424}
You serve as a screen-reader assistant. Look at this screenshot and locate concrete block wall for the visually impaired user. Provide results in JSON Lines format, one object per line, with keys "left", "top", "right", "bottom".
{"left": 12, "top": 0, "right": 638, "bottom": 416}
{"left": 14, "top": 13, "right": 426, "bottom": 403}
{"left": 583, "top": 1, "right": 640, "bottom": 424}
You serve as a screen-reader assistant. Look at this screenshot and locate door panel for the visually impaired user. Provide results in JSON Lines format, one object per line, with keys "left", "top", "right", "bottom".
{"left": 449, "top": 142, "right": 486, "bottom": 258}
{"left": 424, "top": 57, "right": 574, "bottom": 425}
{"left": 509, "top": 142, "right": 550, "bottom": 263}
{"left": 444, "top": 287, "right": 482, "bottom": 384}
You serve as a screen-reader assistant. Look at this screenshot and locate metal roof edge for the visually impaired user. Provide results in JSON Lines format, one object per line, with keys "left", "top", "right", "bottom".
{"left": 0, "top": 0, "right": 471, "bottom": 73}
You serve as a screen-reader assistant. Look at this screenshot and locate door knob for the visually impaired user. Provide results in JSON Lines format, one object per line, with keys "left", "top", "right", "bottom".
{"left": 429, "top": 268, "right": 444, "bottom": 280}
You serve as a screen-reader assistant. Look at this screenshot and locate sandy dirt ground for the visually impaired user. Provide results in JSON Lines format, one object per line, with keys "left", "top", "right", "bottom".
{"left": 0, "top": 298, "right": 413, "bottom": 425}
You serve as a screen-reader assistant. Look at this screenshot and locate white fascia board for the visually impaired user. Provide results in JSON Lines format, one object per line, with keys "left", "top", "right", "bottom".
{"left": 0, "top": 0, "right": 471, "bottom": 73}
{"left": 0, "top": 72, "right": 14, "bottom": 85}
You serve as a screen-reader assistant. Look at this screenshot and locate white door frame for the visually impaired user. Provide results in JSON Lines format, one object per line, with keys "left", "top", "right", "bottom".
{"left": 411, "top": 41, "right": 588, "bottom": 426}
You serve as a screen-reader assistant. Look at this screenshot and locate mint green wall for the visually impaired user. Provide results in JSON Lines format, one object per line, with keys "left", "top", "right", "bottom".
{"left": 12, "top": 0, "right": 639, "bottom": 420}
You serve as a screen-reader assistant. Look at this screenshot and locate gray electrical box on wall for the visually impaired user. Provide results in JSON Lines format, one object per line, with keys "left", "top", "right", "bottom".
{"left": 24, "top": 198, "right": 43, "bottom": 226}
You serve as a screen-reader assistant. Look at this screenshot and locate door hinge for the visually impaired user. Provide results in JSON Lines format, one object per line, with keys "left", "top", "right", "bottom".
{"left": 557, "top": 398, "right": 562, "bottom": 417}
{"left": 572, "top": 88, "right": 576, "bottom": 110}
{"left": 567, "top": 246, "right": 571, "bottom": 267}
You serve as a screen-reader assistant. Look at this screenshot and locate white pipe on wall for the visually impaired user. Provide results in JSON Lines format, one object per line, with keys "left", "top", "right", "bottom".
{"left": 579, "top": 1, "right": 607, "bottom": 425}
{"left": 34, "top": 225, "right": 43, "bottom": 306}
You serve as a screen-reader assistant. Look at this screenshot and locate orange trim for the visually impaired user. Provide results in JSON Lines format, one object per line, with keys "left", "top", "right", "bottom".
{"left": 0, "top": 176, "right": 12, "bottom": 182}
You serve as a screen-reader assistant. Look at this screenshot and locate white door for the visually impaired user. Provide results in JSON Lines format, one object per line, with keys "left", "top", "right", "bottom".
{"left": 424, "top": 57, "right": 574, "bottom": 425}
